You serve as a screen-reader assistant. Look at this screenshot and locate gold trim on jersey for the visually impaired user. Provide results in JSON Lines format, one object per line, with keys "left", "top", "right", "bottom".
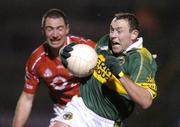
{"left": 136, "top": 82, "right": 157, "bottom": 99}
{"left": 93, "top": 54, "right": 128, "bottom": 95}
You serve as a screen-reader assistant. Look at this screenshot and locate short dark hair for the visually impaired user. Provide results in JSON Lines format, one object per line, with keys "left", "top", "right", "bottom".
{"left": 114, "top": 12, "right": 140, "bottom": 32}
{"left": 41, "top": 8, "right": 68, "bottom": 28}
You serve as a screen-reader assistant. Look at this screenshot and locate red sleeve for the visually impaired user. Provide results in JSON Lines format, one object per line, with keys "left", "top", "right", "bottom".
{"left": 80, "top": 38, "right": 96, "bottom": 48}
{"left": 70, "top": 35, "right": 96, "bottom": 48}
{"left": 23, "top": 53, "right": 40, "bottom": 94}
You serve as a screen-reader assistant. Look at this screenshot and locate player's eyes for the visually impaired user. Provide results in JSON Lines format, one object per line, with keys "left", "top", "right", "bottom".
{"left": 110, "top": 29, "right": 122, "bottom": 34}
{"left": 117, "top": 30, "right": 122, "bottom": 34}
{"left": 45, "top": 27, "right": 53, "bottom": 32}
{"left": 110, "top": 27, "right": 114, "bottom": 33}
{"left": 57, "top": 27, "right": 64, "bottom": 31}
{"left": 45, "top": 26, "right": 65, "bottom": 32}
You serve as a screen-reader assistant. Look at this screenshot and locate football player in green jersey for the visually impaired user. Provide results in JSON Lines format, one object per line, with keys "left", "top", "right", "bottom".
{"left": 51, "top": 12, "right": 157, "bottom": 127}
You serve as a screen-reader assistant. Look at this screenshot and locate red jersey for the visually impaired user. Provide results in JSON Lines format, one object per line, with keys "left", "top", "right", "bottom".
{"left": 23, "top": 35, "right": 96, "bottom": 105}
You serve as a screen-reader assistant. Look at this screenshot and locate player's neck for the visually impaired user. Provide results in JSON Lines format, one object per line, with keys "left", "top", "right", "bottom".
{"left": 49, "top": 47, "right": 60, "bottom": 57}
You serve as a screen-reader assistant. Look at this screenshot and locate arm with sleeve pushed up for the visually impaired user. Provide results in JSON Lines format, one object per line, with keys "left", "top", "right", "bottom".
{"left": 12, "top": 92, "right": 34, "bottom": 127}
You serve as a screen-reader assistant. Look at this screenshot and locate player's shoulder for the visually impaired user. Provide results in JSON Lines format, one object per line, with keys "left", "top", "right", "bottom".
{"left": 97, "top": 34, "right": 109, "bottom": 44}
{"left": 96, "top": 34, "right": 110, "bottom": 51}
{"left": 127, "top": 48, "right": 157, "bottom": 66}
{"left": 98, "top": 34, "right": 109, "bottom": 41}
{"left": 69, "top": 35, "right": 96, "bottom": 48}
{"left": 30, "top": 43, "right": 46, "bottom": 59}
{"left": 69, "top": 35, "right": 90, "bottom": 42}
{"left": 97, "top": 34, "right": 109, "bottom": 47}
{"left": 137, "top": 48, "right": 156, "bottom": 60}
{"left": 27, "top": 43, "right": 46, "bottom": 67}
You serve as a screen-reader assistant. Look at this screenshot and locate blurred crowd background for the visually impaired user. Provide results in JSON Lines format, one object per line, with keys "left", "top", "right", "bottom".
{"left": 0, "top": 0, "right": 179, "bottom": 127}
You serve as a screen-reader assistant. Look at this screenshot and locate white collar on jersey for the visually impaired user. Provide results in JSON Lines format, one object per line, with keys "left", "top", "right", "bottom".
{"left": 124, "top": 37, "right": 143, "bottom": 53}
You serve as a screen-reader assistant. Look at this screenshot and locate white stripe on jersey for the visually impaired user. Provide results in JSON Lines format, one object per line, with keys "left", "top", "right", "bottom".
{"left": 31, "top": 52, "right": 45, "bottom": 71}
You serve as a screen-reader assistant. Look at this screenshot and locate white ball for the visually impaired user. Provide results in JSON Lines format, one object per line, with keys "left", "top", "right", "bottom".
{"left": 67, "top": 44, "right": 97, "bottom": 78}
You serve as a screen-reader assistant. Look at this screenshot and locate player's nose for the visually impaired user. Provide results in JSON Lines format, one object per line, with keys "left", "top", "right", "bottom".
{"left": 52, "top": 30, "right": 59, "bottom": 37}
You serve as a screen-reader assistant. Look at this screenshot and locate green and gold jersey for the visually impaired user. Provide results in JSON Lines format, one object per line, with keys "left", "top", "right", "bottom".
{"left": 80, "top": 34, "right": 157, "bottom": 121}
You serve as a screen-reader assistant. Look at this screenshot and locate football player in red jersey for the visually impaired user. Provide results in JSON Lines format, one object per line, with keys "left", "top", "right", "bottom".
{"left": 12, "top": 8, "right": 96, "bottom": 127}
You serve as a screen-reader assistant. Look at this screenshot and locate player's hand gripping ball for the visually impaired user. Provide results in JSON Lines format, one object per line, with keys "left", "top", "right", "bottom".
{"left": 60, "top": 43, "right": 98, "bottom": 78}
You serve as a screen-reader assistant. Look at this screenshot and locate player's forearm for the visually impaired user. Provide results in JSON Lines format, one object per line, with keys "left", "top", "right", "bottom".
{"left": 12, "top": 112, "right": 29, "bottom": 127}
{"left": 12, "top": 92, "right": 34, "bottom": 127}
{"left": 12, "top": 100, "right": 32, "bottom": 127}
{"left": 119, "top": 76, "right": 152, "bottom": 109}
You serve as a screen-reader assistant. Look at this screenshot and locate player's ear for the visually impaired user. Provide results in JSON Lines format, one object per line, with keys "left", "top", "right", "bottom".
{"left": 131, "top": 29, "right": 139, "bottom": 40}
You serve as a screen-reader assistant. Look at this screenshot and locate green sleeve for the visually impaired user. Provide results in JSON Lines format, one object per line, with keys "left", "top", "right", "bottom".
{"left": 127, "top": 48, "right": 157, "bottom": 83}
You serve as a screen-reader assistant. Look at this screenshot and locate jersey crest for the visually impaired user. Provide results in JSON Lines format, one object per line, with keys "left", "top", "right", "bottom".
{"left": 117, "top": 56, "right": 125, "bottom": 65}
{"left": 43, "top": 68, "right": 53, "bottom": 77}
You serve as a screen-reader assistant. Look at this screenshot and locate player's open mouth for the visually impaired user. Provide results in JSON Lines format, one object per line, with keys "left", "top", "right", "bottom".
{"left": 112, "top": 41, "right": 120, "bottom": 46}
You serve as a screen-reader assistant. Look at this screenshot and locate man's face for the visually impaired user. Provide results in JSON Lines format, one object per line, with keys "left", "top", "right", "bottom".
{"left": 44, "top": 17, "right": 69, "bottom": 49}
{"left": 109, "top": 18, "right": 134, "bottom": 54}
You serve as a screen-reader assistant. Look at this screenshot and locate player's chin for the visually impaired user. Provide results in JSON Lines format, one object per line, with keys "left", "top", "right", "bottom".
{"left": 112, "top": 45, "right": 122, "bottom": 54}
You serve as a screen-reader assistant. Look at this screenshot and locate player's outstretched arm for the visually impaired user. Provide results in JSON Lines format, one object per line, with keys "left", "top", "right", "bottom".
{"left": 12, "top": 91, "right": 34, "bottom": 127}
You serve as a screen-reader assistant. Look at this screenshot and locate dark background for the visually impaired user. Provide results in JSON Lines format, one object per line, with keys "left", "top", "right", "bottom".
{"left": 0, "top": 0, "right": 180, "bottom": 127}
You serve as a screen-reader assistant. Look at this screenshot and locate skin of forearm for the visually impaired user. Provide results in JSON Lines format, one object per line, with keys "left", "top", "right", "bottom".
{"left": 13, "top": 103, "right": 32, "bottom": 127}
{"left": 119, "top": 76, "right": 152, "bottom": 109}
{"left": 12, "top": 93, "right": 33, "bottom": 127}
